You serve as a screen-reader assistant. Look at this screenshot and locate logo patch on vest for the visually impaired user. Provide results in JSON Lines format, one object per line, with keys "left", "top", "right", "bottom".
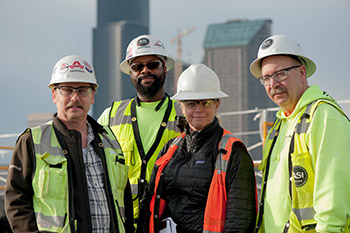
{"left": 293, "top": 166, "right": 308, "bottom": 187}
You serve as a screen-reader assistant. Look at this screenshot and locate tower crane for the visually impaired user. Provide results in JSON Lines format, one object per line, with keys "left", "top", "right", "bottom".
{"left": 171, "top": 27, "right": 196, "bottom": 92}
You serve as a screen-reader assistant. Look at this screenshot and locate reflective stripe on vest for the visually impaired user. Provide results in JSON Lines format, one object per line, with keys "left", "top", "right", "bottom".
{"left": 101, "top": 126, "right": 129, "bottom": 233}
{"left": 203, "top": 129, "right": 241, "bottom": 233}
{"left": 31, "top": 122, "right": 128, "bottom": 233}
{"left": 109, "top": 99, "right": 180, "bottom": 134}
{"left": 149, "top": 133, "right": 185, "bottom": 233}
{"left": 108, "top": 97, "right": 181, "bottom": 220}
{"left": 255, "top": 119, "right": 281, "bottom": 232}
{"left": 149, "top": 129, "right": 242, "bottom": 233}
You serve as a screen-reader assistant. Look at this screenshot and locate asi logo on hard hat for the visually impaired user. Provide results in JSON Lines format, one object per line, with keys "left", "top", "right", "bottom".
{"left": 261, "top": 38, "right": 273, "bottom": 50}
{"left": 137, "top": 38, "right": 150, "bottom": 47}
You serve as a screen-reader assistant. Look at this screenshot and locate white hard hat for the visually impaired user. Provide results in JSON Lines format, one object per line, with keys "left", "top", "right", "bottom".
{"left": 49, "top": 55, "right": 98, "bottom": 89}
{"left": 119, "top": 35, "right": 175, "bottom": 74}
{"left": 171, "top": 64, "right": 228, "bottom": 100}
{"left": 250, "top": 35, "right": 316, "bottom": 78}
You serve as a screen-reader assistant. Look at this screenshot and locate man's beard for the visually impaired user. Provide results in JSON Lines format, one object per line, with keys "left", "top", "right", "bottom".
{"left": 133, "top": 72, "right": 165, "bottom": 98}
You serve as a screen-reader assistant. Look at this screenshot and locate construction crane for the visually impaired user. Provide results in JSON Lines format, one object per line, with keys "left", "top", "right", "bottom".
{"left": 171, "top": 27, "right": 196, "bottom": 92}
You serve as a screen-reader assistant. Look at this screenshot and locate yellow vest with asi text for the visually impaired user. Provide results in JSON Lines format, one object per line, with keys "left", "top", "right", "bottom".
{"left": 257, "top": 99, "right": 350, "bottom": 233}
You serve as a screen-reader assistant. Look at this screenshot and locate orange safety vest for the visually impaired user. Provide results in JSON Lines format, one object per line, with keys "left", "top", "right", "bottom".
{"left": 149, "top": 129, "right": 246, "bottom": 233}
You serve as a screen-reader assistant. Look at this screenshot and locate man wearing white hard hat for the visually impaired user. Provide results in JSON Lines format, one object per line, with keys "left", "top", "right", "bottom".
{"left": 137, "top": 64, "right": 257, "bottom": 233}
{"left": 250, "top": 35, "right": 350, "bottom": 232}
{"left": 5, "top": 55, "right": 134, "bottom": 233}
{"left": 98, "top": 35, "right": 182, "bottom": 224}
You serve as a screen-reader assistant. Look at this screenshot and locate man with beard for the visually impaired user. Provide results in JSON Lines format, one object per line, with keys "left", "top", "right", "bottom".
{"left": 250, "top": 35, "right": 350, "bottom": 232}
{"left": 5, "top": 55, "right": 133, "bottom": 233}
{"left": 98, "top": 35, "right": 182, "bottom": 226}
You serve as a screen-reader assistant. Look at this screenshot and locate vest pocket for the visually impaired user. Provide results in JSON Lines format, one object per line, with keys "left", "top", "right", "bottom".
{"left": 119, "top": 138, "right": 134, "bottom": 166}
{"left": 290, "top": 151, "right": 314, "bottom": 204}
{"left": 105, "top": 150, "right": 129, "bottom": 199}
{"left": 290, "top": 151, "right": 316, "bottom": 229}
{"left": 35, "top": 153, "right": 68, "bottom": 200}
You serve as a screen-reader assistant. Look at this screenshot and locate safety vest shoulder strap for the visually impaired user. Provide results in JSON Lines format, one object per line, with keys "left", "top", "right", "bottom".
{"left": 149, "top": 132, "right": 185, "bottom": 233}
{"left": 31, "top": 121, "right": 65, "bottom": 157}
{"left": 255, "top": 117, "right": 282, "bottom": 232}
{"left": 295, "top": 99, "right": 348, "bottom": 135}
{"left": 203, "top": 129, "right": 242, "bottom": 233}
{"left": 109, "top": 99, "right": 133, "bottom": 126}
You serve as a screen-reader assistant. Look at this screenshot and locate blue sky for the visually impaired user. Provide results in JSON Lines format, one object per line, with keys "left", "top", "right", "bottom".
{"left": 0, "top": 0, "right": 349, "bottom": 151}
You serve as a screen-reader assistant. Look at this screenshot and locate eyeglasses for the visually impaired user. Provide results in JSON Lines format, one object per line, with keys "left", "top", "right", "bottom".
{"left": 259, "top": 65, "right": 301, "bottom": 86}
{"left": 56, "top": 86, "right": 93, "bottom": 97}
{"left": 130, "top": 60, "right": 163, "bottom": 72}
{"left": 181, "top": 99, "right": 217, "bottom": 110}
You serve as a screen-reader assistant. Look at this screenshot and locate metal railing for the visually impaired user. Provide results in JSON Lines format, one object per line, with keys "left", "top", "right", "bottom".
{"left": 0, "top": 100, "right": 348, "bottom": 193}
{"left": 0, "top": 146, "right": 13, "bottom": 191}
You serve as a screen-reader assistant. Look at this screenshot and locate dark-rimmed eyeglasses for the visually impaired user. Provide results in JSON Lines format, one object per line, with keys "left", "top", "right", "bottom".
{"left": 259, "top": 65, "right": 301, "bottom": 86}
{"left": 181, "top": 99, "right": 217, "bottom": 110}
{"left": 55, "top": 86, "right": 93, "bottom": 97}
{"left": 130, "top": 60, "right": 163, "bottom": 72}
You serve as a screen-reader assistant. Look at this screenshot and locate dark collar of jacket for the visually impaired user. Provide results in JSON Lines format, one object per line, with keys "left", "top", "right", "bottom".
{"left": 52, "top": 113, "right": 107, "bottom": 137}
{"left": 184, "top": 117, "right": 222, "bottom": 153}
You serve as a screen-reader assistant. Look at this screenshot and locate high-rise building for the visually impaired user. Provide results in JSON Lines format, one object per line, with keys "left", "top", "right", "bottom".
{"left": 92, "top": 0, "right": 150, "bottom": 117}
{"left": 202, "top": 19, "right": 274, "bottom": 160}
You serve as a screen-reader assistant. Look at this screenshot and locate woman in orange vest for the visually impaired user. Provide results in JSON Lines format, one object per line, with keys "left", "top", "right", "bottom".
{"left": 137, "top": 64, "right": 257, "bottom": 233}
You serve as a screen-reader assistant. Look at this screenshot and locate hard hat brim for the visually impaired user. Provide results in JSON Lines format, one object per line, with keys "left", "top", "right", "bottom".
{"left": 250, "top": 54, "right": 316, "bottom": 79}
{"left": 171, "top": 90, "right": 228, "bottom": 100}
{"left": 48, "top": 81, "right": 99, "bottom": 89}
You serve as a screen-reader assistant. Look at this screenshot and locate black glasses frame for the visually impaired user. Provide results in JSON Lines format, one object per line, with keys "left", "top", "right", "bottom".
{"left": 259, "top": 65, "right": 301, "bottom": 86}
{"left": 55, "top": 85, "right": 94, "bottom": 97}
{"left": 130, "top": 60, "right": 163, "bottom": 72}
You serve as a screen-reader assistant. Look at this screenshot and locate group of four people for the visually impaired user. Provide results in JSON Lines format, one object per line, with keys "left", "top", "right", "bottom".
{"left": 4, "top": 34, "right": 350, "bottom": 233}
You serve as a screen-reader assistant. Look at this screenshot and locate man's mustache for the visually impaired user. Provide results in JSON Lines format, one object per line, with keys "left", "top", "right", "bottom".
{"left": 66, "top": 102, "right": 83, "bottom": 109}
{"left": 138, "top": 74, "right": 157, "bottom": 84}
{"left": 270, "top": 87, "right": 287, "bottom": 96}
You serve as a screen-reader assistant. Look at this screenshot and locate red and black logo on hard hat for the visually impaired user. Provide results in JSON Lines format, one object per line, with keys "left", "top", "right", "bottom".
{"left": 293, "top": 166, "right": 308, "bottom": 187}
{"left": 137, "top": 38, "right": 150, "bottom": 47}
{"left": 70, "top": 61, "right": 84, "bottom": 70}
{"left": 154, "top": 40, "right": 164, "bottom": 48}
{"left": 261, "top": 38, "right": 273, "bottom": 50}
{"left": 69, "top": 61, "right": 84, "bottom": 73}
{"left": 59, "top": 63, "right": 69, "bottom": 74}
